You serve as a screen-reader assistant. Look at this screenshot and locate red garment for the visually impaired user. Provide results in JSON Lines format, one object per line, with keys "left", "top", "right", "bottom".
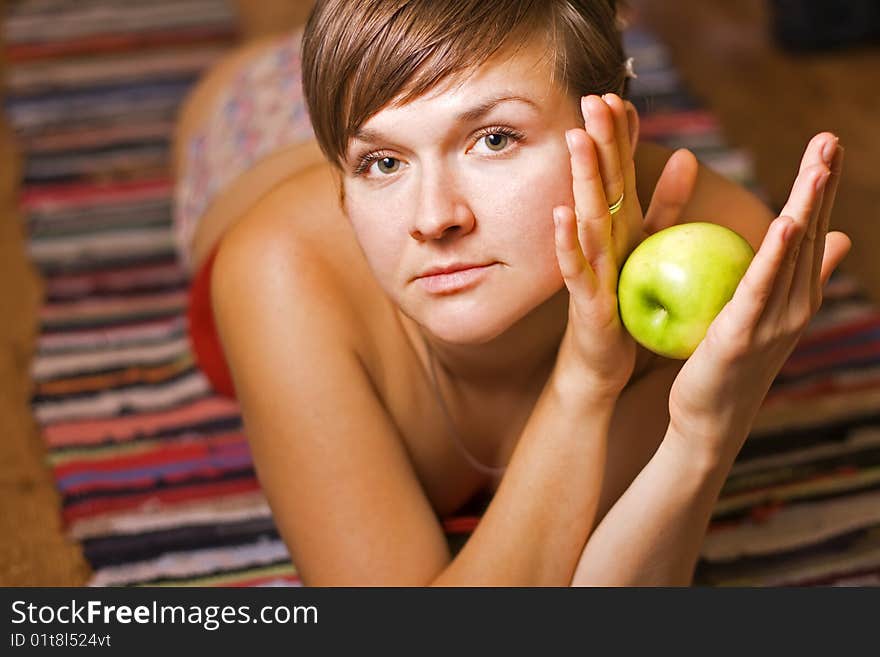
{"left": 186, "top": 245, "right": 237, "bottom": 399}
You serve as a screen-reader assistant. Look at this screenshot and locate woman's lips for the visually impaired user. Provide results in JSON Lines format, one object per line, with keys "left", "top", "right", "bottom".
{"left": 416, "top": 263, "right": 496, "bottom": 294}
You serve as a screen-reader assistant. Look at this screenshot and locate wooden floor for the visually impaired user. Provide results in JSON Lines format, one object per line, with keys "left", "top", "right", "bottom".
{"left": 1, "top": 0, "right": 878, "bottom": 585}
{"left": 0, "top": 107, "right": 92, "bottom": 584}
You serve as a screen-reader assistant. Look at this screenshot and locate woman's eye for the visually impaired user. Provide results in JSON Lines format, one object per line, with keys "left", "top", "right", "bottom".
{"left": 357, "top": 129, "right": 520, "bottom": 177}
{"left": 376, "top": 157, "right": 400, "bottom": 175}
{"left": 483, "top": 133, "right": 509, "bottom": 152}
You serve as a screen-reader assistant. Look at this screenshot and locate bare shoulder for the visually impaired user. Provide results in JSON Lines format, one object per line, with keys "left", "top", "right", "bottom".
{"left": 634, "top": 140, "right": 774, "bottom": 250}
{"left": 214, "top": 162, "right": 381, "bottom": 345}
{"left": 213, "top": 164, "right": 362, "bottom": 346}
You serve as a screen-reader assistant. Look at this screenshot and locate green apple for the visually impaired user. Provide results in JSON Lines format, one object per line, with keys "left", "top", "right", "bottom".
{"left": 618, "top": 222, "right": 754, "bottom": 359}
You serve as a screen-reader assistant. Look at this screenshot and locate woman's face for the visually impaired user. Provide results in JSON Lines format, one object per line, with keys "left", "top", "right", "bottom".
{"left": 341, "top": 41, "right": 588, "bottom": 345}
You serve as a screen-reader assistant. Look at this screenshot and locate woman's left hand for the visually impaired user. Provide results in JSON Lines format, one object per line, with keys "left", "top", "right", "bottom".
{"left": 667, "top": 133, "right": 851, "bottom": 466}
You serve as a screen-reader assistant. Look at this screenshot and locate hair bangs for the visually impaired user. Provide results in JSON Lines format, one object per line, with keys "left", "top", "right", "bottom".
{"left": 301, "top": 0, "right": 626, "bottom": 171}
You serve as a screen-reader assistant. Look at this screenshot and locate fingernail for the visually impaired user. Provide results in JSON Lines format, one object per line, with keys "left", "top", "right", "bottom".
{"left": 822, "top": 137, "right": 839, "bottom": 165}
{"left": 565, "top": 130, "right": 576, "bottom": 151}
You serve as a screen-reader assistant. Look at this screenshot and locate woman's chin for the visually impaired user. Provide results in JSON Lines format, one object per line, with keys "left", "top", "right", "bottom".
{"left": 413, "top": 286, "right": 564, "bottom": 346}
{"left": 420, "top": 308, "right": 523, "bottom": 346}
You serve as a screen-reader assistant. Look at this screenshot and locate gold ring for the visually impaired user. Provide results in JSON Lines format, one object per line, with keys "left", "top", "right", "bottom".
{"left": 608, "top": 192, "right": 625, "bottom": 215}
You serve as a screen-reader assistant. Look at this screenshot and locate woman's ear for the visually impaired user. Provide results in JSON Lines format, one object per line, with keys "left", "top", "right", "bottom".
{"left": 625, "top": 100, "right": 640, "bottom": 159}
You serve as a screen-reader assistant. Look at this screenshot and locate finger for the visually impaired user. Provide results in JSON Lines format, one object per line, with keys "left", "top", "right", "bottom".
{"left": 601, "top": 94, "right": 640, "bottom": 256}
{"left": 764, "top": 212, "right": 809, "bottom": 319}
{"left": 581, "top": 95, "right": 624, "bottom": 213}
{"left": 600, "top": 94, "right": 636, "bottom": 203}
{"left": 727, "top": 216, "right": 795, "bottom": 330}
{"left": 793, "top": 134, "right": 838, "bottom": 247}
{"left": 565, "top": 129, "right": 615, "bottom": 281}
{"left": 797, "top": 132, "right": 838, "bottom": 176}
{"left": 786, "top": 135, "right": 840, "bottom": 310}
{"left": 642, "top": 148, "right": 699, "bottom": 235}
{"left": 777, "top": 161, "right": 830, "bottom": 234}
{"left": 819, "top": 231, "right": 852, "bottom": 288}
{"left": 768, "top": 158, "right": 827, "bottom": 304}
{"left": 789, "top": 163, "right": 831, "bottom": 310}
{"left": 782, "top": 132, "right": 838, "bottom": 304}
{"left": 553, "top": 205, "right": 598, "bottom": 298}
{"left": 810, "top": 145, "right": 844, "bottom": 297}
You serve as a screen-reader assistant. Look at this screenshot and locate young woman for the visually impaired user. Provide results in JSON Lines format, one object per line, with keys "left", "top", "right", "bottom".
{"left": 172, "top": 0, "right": 849, "bottom": 585}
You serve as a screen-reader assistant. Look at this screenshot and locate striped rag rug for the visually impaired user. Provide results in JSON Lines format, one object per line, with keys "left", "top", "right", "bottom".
{"left": 6, "top": 2, "right": 880, "bottom": 587}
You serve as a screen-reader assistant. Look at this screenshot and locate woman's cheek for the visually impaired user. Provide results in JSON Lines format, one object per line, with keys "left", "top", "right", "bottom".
{"left": 509, "top": 155, "right": 573, "bottom": 226}
{"left": 514, "top": 141, "right": 573, "bottom": 200}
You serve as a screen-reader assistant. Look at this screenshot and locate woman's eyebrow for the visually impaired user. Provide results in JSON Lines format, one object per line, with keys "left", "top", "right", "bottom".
{"left": 352, "top": 94, "right": 539, "bottom": 145}
{"left": 455, "top": 93, "right": 540, "bottom": 123}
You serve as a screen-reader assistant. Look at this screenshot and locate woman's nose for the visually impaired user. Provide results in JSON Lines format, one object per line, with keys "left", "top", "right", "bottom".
{"left": 409, "top": 169, "right": 475, "bottom": 241}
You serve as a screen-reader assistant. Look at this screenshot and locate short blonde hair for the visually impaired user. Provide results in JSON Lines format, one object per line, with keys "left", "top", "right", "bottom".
{"left": 301, "top": 0, "right": 629, "bottom": 171}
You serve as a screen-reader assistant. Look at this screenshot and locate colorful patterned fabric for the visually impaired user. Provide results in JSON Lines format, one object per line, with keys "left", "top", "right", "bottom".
{"left": 6, "top": 2, "right": 880, "bottom": 587}
{"left": 172, "top": 28, "right": 314, "bottom": 271}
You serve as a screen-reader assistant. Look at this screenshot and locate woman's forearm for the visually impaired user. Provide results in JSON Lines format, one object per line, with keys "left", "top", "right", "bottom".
{"left": 431, "top": 366, "right": 617, "bottom": 587}
{"left": 569, "top": 426, "right": 735, "bottom": 586}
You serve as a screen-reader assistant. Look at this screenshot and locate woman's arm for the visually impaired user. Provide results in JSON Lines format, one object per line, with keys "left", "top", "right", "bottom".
{"left": 571, "top": 421, "right": 730, "bottom": 586}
